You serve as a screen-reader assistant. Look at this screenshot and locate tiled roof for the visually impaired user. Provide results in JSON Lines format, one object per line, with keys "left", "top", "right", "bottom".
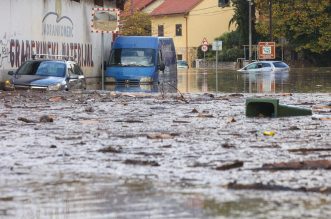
{"left": 132, "top": 0, "right": 156, "bottom": 11}
{"left": 151, "top": 0, "right": 202, "bottom": 16}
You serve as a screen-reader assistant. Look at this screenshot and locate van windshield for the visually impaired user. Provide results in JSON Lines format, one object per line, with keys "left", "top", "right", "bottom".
{"left": 109, "top": 48, "right": 155, "bottom": 67}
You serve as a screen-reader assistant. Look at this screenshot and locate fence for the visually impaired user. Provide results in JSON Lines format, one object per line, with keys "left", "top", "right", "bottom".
{"left": 194, "top": 59, "right": 238, "bottom": 70}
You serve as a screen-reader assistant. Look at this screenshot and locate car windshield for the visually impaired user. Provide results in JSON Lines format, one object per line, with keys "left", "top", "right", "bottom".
{"left": 109, "top": 48, "right": 155, "bottom": 67}
{"left": 273, "top": 62, "right": 288, "bottom": 68}
{"left": 16, "top": 61, "right": 66, "bottom": 77}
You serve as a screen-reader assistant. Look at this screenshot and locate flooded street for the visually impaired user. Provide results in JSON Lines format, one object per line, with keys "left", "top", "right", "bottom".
{"left": 1, "top": 68, "right": 331, "bottom": 218}
{"left": 176, "top": 68, "right": 331, "bottom": 93}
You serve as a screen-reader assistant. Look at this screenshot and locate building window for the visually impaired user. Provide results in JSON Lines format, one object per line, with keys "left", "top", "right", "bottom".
{"left": 176, "top": 24, "right": 182, "bottom": 36}
{"left": 72, "top": 0, "right": 80, "bottom": 2}
{"left": 218, "top": 0, "right": 230, "bottom": 7}
{"left": 177, "top": 54, "right": 183, "bottom": 60}
{"left": 158, "top": 25, "right": 164, "bottom": 36}
{"left": 94, "top": 0, "right": 103, "bottom": 6}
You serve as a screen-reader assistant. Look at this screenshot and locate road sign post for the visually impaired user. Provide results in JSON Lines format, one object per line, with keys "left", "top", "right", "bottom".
{"left": 212, "top": 41, "right": 222, "bottom": 74}
{"left": 212, "top": 41, "right": 222, "bottom": 93}
{"left": 91, "top": 8, "right": 120, "bottom": 90}
{"left": 201, "top": 38, "right": 209, "bottom": 72}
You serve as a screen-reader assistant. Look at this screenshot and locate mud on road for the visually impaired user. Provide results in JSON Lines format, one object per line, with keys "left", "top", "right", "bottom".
{"left": 0, "top": 90, "right": 330, "bottom": 218}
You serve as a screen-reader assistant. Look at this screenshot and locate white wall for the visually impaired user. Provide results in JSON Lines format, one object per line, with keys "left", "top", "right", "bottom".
{"left": 0, "top": 0, "right": 115, "bottom": 84}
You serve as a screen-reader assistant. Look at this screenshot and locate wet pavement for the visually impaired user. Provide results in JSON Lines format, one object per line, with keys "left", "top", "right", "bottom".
{"left": 0, "top": 89, "right": 330, "bottom": 218}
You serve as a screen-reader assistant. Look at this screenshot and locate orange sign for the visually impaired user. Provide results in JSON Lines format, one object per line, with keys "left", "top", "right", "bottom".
{"left": 258, "top": 42, "right": 276, "bottom": 59}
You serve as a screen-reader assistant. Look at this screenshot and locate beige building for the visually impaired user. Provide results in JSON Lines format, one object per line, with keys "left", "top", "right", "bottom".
{"left": 136, "top": 0, "right": 235, "bottom": 67}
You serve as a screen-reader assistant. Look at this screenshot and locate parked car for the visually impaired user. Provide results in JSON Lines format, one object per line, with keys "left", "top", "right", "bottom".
{"left": 237, "top": 61, "right": 289, "bottom": 73}
{"left": 4, "top": 55, "right": 86, "bottom": 91}
{"left": 177, "top": 60, "right": 189, "bottom": 69}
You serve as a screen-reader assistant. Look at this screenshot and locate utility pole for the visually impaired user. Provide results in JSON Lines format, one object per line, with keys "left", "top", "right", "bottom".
{"left": 248, "top": 0, "right": 252, "bottom": 63}
{"left": 269, "top": 0, "right": 273, "bottom": 41}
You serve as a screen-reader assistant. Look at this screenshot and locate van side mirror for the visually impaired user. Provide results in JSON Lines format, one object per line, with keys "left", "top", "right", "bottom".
{"left": 159, "top": 62, "right": 165, "bottom": 71}
{"left": 8, "top": 71, "right": 14, "bottom": 75}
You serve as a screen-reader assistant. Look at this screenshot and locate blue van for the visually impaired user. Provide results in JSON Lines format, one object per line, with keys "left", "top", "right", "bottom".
{"left": 105, "top": 36, "right": 177, "bottom": 85}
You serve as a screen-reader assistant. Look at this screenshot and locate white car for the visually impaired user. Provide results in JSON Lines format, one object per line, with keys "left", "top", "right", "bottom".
{"left": 237, "top": 61, "right": 290, "bottom": 73}
{"left": 177, "top": 60, "right": 189, "bottom": 69}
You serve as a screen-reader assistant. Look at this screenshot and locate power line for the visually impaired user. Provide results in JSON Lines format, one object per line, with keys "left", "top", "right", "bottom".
{"left": 190, "top": 5, "right": 219, "bottom": 12}
{"left": 189, "top": 8, "right": 234, "bottom": 16}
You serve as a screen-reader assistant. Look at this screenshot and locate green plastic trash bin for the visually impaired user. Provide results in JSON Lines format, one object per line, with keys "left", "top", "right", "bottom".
{"left": 246, "top": 98, "right": 312, "bottom": 117}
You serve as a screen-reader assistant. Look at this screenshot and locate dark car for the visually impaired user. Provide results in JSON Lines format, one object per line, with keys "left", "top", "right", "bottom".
{"left": 5, "top": 56, "right": 86, "bottom": 91}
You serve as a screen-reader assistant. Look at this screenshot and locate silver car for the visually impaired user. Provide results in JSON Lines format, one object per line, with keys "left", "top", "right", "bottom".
{"left": 237, "top": 61, "right": 290, "bottom": 73}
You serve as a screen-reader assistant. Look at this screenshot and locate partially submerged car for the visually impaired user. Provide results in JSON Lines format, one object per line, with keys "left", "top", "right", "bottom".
{"left": 237, "top": 61, "right": 290, "bottom": 73}
{"left": 177, "top": 60, "right": 189, "bottom": 69}
{"left": 5, "top": 55, "right": 86, "bottom": 91}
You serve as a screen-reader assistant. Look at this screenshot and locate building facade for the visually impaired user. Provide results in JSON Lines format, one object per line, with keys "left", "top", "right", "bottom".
{"left": 0, "top": 0, "right": 116, "bottom": 88}
{"left": 147, "top": 0, "right": 235, "bottom": 67}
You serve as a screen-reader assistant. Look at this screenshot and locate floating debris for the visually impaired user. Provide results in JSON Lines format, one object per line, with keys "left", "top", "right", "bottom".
{"left": 39, "top": 115, "right": 54, "bottom": 123}
{"left": 263, "top": 131, "right": 276, "bottom": 136}
{"left": 227, "top": 182, "right": 331, "bottom": 194}
{"left": 124, "top": 159, "right": 160, "bottom": 166}
{"left": 259, "top": 159, "right": 331, "bottom": 171}
{"left": 147, "top": 133, "right": 175, "bottom": 139}
{"left": 288, "top": 148, "right": 331, "bottom": 153}
{"left": 114, "top": 119, "right": 144, "bottom": 123}
{"left": 215, "top": 161, "right": 244, "bottom": 170}
{"left": 227, "top": 117, "right": 236, "bottom": 123}
{"left": 48, "top": 96, "right": 65, "bottom": 102}
{"left": 18, "top": 117, "right": 36, "bottom": 123}
{"left": 98, "top": 146, "right": 122, "bottom": 153}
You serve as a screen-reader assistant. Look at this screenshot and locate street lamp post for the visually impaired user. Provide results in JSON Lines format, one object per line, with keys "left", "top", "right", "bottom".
{"left": 248, "top": 0, "right": 253, "bottom": 63}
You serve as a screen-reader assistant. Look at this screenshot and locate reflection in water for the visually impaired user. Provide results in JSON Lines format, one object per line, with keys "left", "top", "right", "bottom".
{"left": 105, "top": 84, "right": 159, "bottom": 93}
{"left": 0, "top": 176, "right": 210, "bottom": 218}
{"left": 242, "top": 71, "right": 289, "bottom": 93}
{"left": 87, "top": 68, "right": 331, "bottom": 93}
{"left": 177, "top": 68, "right": 331, "bottom": 93}
{"left": 104, "top": 82, "right": 178, "bottom": 93}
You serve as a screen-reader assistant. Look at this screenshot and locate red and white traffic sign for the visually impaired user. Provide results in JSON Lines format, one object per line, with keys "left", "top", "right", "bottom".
{"left": 201, "top": 45, "right": 208, "bottom": 52}
{"left": 201, "top": 37, "right": 209, "bottom": 52}
{"left": 202, "top": 37, "right": 209, "bottom": 46}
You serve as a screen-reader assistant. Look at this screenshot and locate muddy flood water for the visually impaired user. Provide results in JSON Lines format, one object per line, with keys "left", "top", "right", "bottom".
{"left": 95, "top": 67, "right": 331, "bottom": 94}
{"left": 1, "top": 68, "right": 331, "bottom": 219}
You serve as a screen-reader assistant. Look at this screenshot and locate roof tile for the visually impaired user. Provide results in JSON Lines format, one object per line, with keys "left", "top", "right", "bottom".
{"left": 151, "top": 0, "right": 202, "bottom": 16}
{"left": 132, "top": 0, "right": 156, "bottom": 11}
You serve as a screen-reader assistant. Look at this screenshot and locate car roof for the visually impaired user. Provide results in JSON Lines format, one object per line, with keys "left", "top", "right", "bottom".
{"left": 27, "top": 59, "right": 66, "bottom": 62}
{"left": 29, "top": 54, "right": 77, "bottom": 63}
{"left": 26, "top": 59, "right": 79, "bottom": 65}
{"left": 253, "top": 61, "right": 285, "bottom": 64}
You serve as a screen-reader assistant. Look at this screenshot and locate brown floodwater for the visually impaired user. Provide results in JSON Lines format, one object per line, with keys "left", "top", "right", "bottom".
{"left": 177, "top": 67, "right": 331, "bottom": 93}
{"left": 0, "top": 73, "right": 330, "bottom": 218}
{"left": 89, "top": 67, "right": 331, "bottom": 93}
